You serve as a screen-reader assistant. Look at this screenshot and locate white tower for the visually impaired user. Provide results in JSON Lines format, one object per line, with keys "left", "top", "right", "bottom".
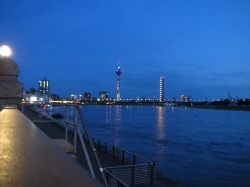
{"left": 160, "top": 76, "right": 164, "bottom": 102}
{"left": 116, "top": 63, "right": 122, "bottom": 101}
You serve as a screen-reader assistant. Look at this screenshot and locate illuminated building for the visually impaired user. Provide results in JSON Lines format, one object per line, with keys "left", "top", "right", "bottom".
{"left": 39, "top": 77, "right": 50, "bottom": 94}
{"left": 116, "top": 64, "right": 122, "bottom": 101}
{"left": 99, "top": 91, "right": 109, "bottom": 101}
{"left": 70, "top": 94, "right": 77, "bottom": 100}
{"left": 180, "top": 95, "right": 187, "bottom": 102}
{"left": 159, "top": 76, "right": 164, "bottom": 102}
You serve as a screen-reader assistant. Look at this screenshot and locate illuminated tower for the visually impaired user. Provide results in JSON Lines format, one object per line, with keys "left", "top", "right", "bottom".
{"left": 116, "top": 63, "right": 122, "bottom": 101}
{"left": 159, "top": 76, "right": 164, "bottom": 102}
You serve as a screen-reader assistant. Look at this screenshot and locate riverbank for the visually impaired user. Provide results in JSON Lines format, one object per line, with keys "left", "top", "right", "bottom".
{"left": 185, "top": 105, "right": 250, "bottom": 111}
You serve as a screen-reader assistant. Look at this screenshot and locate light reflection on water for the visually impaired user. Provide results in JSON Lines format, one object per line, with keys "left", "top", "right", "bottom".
{"left": 156, "top": 107, "right": 165, "bottom": 158}
{"left": 113, "top": 106, "right": 122, "bottom": 146}
{"left": 58, "top": 105, "right": 250, "bottom": 187}
{"left": 156, "top": 106, "right": 165, "bottom": 140}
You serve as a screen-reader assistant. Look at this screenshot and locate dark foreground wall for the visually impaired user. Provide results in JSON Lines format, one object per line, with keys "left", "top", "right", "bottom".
{"left": 0, "top": 57, "right": 23, "bottom": 111}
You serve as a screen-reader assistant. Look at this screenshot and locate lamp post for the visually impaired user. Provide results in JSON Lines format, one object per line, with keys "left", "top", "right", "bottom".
{"left": 0, "top": 45, "right": 12, "bottom": 57}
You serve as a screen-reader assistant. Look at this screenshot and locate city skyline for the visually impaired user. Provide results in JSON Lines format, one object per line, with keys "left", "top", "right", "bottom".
{"left": 1, "top": 1, "right": 250, "bottom": 100}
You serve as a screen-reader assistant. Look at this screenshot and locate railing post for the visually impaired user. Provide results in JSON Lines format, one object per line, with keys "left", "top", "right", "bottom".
{"left": 151, "top": 161, "right": 155, "bottom": 185}
{"left": 131, "top": 166, "right": 135, "bottom": 186}
{"left": 105, "top": 143, "right": 107, "bottom": 154}
{"left": 74, "top": 106, "right": 78, "bottom": 153}
{"left": 122, "top": 150, "right": 125, "bottom": 164}
{"left": 106, "top": 172, "right": 109, "bottom": 184}
{"left": 133, "top": 155, "right": 136, "bottom": 165}
{"left": 65, "top": 105, "right": 68, "bottom": 141}
{"left": 113, "top": 145, "right": 115, "bottom": 158}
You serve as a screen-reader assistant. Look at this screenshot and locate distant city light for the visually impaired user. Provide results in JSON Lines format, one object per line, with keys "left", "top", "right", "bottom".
{"left": 0, "top": 45, "right": 11, "bottom": 57}
{"left": 30, "top": 96, "right": 37, "bottom": 101}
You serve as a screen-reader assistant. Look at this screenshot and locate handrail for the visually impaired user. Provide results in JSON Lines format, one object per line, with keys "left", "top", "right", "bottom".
{"left": 104, "top": 163, "right": 154, "bottom": 169}
{"left": 76, "top": 105, "right": 108, "bottom": 187}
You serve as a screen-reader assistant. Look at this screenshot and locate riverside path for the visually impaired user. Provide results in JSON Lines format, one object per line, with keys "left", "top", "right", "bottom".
{"left": 22, "top": 106, "right": 179, "bottom": 187}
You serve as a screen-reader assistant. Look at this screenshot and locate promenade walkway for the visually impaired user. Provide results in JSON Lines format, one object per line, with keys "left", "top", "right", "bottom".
{"left": 22, "top": 106, "right": 123, "bottom": 185}
{"left": 0, "top": 106, "right": 103, "bottom": 187}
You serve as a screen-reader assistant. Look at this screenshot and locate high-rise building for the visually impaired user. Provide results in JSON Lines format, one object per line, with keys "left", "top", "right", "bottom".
{"left": 116, "top": 64, "right": 122, "bottom": 101}
{"left": 39, "top": 77, "right": 50, "bottom": 94}
{"left": 70, "top": 94, "right": 77, "bottom": 100}
{"left": 84, "top": 92, "right": 91, "bottom": 100}
{"left": 159, "top": 76, "right": 164, "bottom": 102}
{"left": 99, "top": 91, "right": 108, "bottom": 101}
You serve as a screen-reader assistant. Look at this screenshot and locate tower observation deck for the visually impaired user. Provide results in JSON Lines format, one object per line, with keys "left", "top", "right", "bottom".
{"left": 116, "top": 64, "right": 122, "bottom": 101}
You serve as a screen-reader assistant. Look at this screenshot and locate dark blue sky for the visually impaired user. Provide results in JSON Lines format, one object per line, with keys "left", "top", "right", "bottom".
{"left": 1, "top": 0, "right": 249, "bottom": 100}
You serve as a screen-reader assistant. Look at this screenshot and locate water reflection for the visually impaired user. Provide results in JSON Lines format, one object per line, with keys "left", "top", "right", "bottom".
{"left": 105, "top": 106, "right": 112, "bottom": 125}
{"left": 156, "top": 106, "right": 165, "bottom": 140}
{"left": 155, "top": 106, "right": 166, "bottom": 164}
{"left": 113, "top": 105, "right": 122, "bottom": 146}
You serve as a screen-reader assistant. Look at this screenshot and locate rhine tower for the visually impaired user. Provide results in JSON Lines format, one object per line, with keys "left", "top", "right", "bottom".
{"left": 115, "top": 62, "right": 122, "bottom": 101}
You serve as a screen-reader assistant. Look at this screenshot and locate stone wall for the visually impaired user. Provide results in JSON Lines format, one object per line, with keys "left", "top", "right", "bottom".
{"left": 0, "top": 58, "right": 23, "bottom": 111}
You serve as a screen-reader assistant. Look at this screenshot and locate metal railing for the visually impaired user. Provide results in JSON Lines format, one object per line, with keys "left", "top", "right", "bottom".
{"left": 23, "top": 103, "right": 157, "bottom": 187}
{"left": 87, "top": 135, "right": 157, "bottom": 186}
{"left": 104, "top": 170, "right": 129, "bottom": 187}
{"left": 104, "top": 163, "right": 156, "bottom": 187}
{"left": 91, "top": 136, "right": 153, "bottom": 165}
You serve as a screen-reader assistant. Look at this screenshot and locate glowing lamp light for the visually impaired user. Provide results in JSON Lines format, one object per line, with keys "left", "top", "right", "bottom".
{"left": 0, "top": 45, "right": 12, "bottom": 57}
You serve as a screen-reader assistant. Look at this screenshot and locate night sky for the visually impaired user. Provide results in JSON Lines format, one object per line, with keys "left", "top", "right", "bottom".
{"left": 1, "top": 0, "right": 249, "bottom": 100}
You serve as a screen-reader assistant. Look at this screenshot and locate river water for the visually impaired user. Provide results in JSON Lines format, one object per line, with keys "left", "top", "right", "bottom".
{"left": 54, "top": 105, "right": 250, "bottom": 187}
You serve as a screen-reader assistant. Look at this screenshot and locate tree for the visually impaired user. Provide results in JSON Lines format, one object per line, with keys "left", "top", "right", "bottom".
{"left": 238, "top": 99, "right": 250, "bottom": 106}
{"left": 29, "top": 87, "right": 36, "bottom": 94}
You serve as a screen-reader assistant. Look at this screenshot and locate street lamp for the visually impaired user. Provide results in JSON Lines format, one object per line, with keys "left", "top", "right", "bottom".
{"left": 0, "top": 45, "right": 12, "bottom": 57}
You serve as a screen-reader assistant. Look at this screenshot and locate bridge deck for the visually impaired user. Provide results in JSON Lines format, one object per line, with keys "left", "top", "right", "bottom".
{"left": 0, "top": 107, "right": 103, "bottom": 187}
